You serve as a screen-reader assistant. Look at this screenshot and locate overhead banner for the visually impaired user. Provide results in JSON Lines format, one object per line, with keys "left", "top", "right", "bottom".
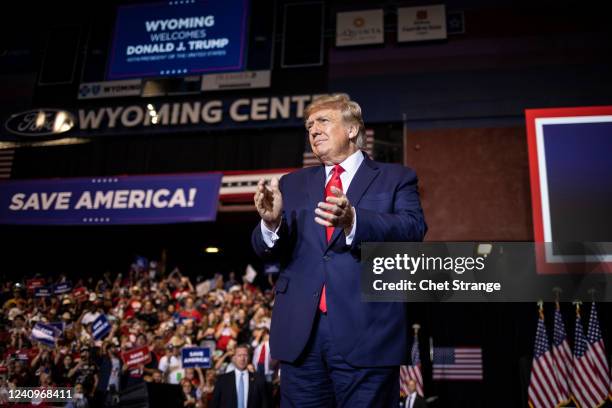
{"left": 108, "top": 0, "right": 248, "bottom": 79}
{"left": 336, "top": 9, "right": 384, "bottom": 47}
{"left": 201, "top": 70, "right": 271, "bottom": 91}
{"left": 1, "top": 94, "right": 324, "bottom": 141}
{"left": 398, "top": 5, "right": 447, "bottom": 42}
{"left": 0, "top": 173, "right": 222, "bottom": 225}
{"left": 78, "top": 79, "right": 143, "bottom": 100}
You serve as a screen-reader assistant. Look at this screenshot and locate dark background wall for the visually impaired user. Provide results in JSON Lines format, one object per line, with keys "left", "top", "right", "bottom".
{"left": 1, "top": 2, "right": 611, "bottom": 407}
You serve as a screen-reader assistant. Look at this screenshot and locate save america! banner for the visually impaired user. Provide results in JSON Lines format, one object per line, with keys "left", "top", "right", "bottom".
{"left": 0, "top": 173, "right": 222, "bottom": 225}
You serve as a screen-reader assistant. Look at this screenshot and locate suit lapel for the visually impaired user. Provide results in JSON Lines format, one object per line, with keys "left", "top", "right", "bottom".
{"left": 230, "top": 371, "right": 238, "bottom": 407}
{"left": 306, "top": 165, "right": 327, "bottom": 252}
{"left": 246, "top": 372, "right": 255, "bottom": 408}
{"left": 326, "top": 152, "right": 379, "bottom": 249}
{"left": 345, "top": 153, "right": 379, "bottom": 207}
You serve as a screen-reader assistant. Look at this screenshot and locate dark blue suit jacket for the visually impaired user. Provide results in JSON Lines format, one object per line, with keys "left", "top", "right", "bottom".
{"left": 252, "top": 152, "right": 427, "bottom": 366}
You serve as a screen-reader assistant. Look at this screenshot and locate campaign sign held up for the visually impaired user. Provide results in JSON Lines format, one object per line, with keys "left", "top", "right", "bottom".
{"left": 182, "top": 347, "right": 211, "bottom": 368}
{"left": 31, "top": 322, "right": 62, "bottom": 347}
{"left": 35, "top": 287, "right": 51, "bottom": 297}
{"left": 53, "top": 282, "right": 73, "bottom": 294}
{"left": 122, "top": 346, "right": 152, "bottom": 368}
{"left": 92, "top": 315, "right": 112, "bottom": 340}
{"left": 49, "top": 322, "right": 65, "bottom": 338}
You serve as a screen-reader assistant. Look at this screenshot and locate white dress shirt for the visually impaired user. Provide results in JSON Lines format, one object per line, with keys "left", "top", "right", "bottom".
{"left": 261, "top": 149, "right": 364, "bottom": 246}
{"left": 406, "top": 392, "right": 416, "bottom": 408}
{"left": 234, "top": 369, "right": 249, "bottom": 406}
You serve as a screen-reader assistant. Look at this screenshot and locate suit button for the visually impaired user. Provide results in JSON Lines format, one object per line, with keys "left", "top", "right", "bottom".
{"left": 313, "top": 292, "right": 318, "bottom": 298}
{"left": 323, "top": 255, "right": 330, "bottom": 261}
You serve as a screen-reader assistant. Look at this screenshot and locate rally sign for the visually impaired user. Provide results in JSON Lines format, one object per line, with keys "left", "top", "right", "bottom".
{"left": 49, "top": 322, "right": 65, "bottom": 337}
{"left": 31, "top": 323, "right": 62, "bottom": 347}
{"left": 92, "top": 315, "right": 112, "bottom": 340}
{"left": 73, "top": 287, "right": 89, "bottom": 303}
{"left": 122, "top": 346, "right": 152, "bottom": 368}
{"left": 54, "top": 282, "right": 73, "bottom": 295}
{"left": 108, "top": 0, "right": 248, "bottom": 79}
{"left": 181, "top": 347, "right": 211, "bottom": 368}
{"left": 27, "top": 279, "right": 46, "bottom": 290}
{"left": 34, "top": 287, "right": 52, "bottom": 297}
{"left": 0, "top": 173, "right": 222, "bottom": 225}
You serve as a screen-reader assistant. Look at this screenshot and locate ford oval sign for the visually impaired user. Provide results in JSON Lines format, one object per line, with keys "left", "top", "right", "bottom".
{"left": 5, "top": 109, "right": 76, "bottom": 137}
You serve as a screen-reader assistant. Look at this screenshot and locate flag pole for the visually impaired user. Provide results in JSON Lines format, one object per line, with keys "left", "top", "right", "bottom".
{"left": 552, "top": 287, "right": 562, "bottom": 305}
{"left": 403, "top": 113, "right": 408, "bottom": 166}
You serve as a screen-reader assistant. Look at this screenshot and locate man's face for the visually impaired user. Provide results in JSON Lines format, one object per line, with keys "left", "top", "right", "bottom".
{"left": 232, "top": 347, "right": 249, "bottom": 371}
{"left": 306, "top": 108, "right": 355, "bottom": 165}
{"left": 407, "top": 380, "right": 417, "bottom": 394}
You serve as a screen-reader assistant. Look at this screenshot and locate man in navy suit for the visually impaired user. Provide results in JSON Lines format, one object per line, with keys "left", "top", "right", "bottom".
{"left": 252, "top": 94, "right": 427, "bottom": 407}
{"left": 211, "top": 344, "right": 270, "bottom": 408}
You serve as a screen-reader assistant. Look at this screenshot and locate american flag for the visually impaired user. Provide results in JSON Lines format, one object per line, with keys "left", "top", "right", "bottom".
{"left": 552, "top": 303, "right": 572, "bottom": 403}
{"left": 585, "top": 302, "right": 611, "bottom": 403}
{"left": 0, "top": 148, "right": 14, "bottom": 179}
{"left": 432, "top": 347, "right": 482, "bottom": 381}
{"left": 400, "top": 332, "right": 424, "bottom": 397}
{"left": 528, "top": 309, "right": 564, "bottom": 408}
{"left": 303, "top": 130, "right": 374, "bottom": 167}
{"left": 571, "top": 305, "right": 608, "bottom": 408}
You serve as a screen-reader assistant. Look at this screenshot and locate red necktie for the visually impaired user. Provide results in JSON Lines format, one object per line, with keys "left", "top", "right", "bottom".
{"left": 258, "top": 343, "right": 266, "bottom": 364}
{"left": 319, "top": 165, "right": 344, "bottom": 313}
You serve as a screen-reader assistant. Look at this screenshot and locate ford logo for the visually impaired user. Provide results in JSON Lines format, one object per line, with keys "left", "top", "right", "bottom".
{"left": 4, "top": 109, "right": 76, "bottom": 137}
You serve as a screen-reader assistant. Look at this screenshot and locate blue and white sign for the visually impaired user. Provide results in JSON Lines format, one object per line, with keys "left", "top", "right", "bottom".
{"left": 31, "top": 323, "right": 62, "bottom": 347}
{"left": 34, "top": 287, "right": 52, "bottom": 297}
{"left": 53, "top": 282, "right": 73, "bottom": 295}
{"left": 92, "top": 315, "right": 112, "bottom": 340}
{"left": 108, "top": 0, "right": 249, "bottom": 79}
{"left": 0, "top": 173, "right": 222, "bottom": 225}
{"left": 48, "top": 322, "right": 66, "bottom": 335}
{"left": 182, "top": 347, "right": 211, "bottom": 368}
{"left": 78, "top": 79, "right": 142, "bottom": 100}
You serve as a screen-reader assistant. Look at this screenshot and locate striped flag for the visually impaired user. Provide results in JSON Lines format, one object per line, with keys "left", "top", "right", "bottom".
{"left": 571, "top": 304, "right": 608, "bottom": 408}
{"left": 528, "top": 307, "right": 564, "bottom": 408}
{"left": 303, "top": 129, "right": 374, "bottom": 167}
{"left": 400, "top": 330, "right": 424, "bottom": 397}
{"left": 433, "top": 347, "right": 482, "bottom": 381}
{"left": 0, "top": 149, "right": 14, "bottom": 179}
{"left": 585, "top": 302, "right": 611, "bottom": 403}
{"left": 552, "top": 303, "right": 572, "bottom": 403}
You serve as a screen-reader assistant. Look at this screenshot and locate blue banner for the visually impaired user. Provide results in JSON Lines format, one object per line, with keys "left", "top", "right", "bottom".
{"left": 31, "top": 323, "right": 62, "bottom": 347}
{"left": 49, "top": 322, "right": 65, "bottom": 337}
{"left": 92, "top": 315, "right": 112, "bottom": 340}
{"left": 181, "top": 347, "right": 211, "bottom": 368}
{"left": 35, "top": 287, "right": 52, "bottom": 297}
{"left": 108, "top": 0, "right": 248, "bottom": 79}
{"left": 0, "top": 173, "right": 222, "bottom": 225}
{"left": 53, "top": 282, "right": 73, "bottom": 295}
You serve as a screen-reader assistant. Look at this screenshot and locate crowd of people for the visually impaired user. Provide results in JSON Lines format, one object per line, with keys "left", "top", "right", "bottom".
{"left": 0, "top": 262, "right": 277, "bottom": 407}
